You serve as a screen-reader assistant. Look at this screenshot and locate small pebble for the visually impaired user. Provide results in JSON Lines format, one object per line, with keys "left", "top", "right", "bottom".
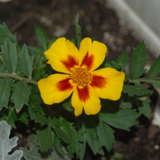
{"left": 154, "top": 145, "right": 160, "bottom": 150}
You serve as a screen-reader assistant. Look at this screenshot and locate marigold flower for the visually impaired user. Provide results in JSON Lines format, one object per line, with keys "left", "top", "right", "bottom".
{"left": 38, "top": 37, "right": 125, "bottom": 116}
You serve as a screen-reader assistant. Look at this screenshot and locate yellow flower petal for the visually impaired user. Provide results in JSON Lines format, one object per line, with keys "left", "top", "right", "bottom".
{"left": 38, "top": 74, "right": 75, "bottom": 105}
{"left": 90, "top": 68, "right": 125, "bottom": 100}
{"left": 79, "top": 37, "right": 107, "bottom": 71}
{"left": 71, "top": 85, "right": 101, "bottom": 116}
{"left": 45, "top": 38, "right": 79, "bottom": 74}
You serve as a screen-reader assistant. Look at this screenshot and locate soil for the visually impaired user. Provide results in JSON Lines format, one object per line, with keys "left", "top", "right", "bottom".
{"left": 0, "top": 0, "right": 160, "bottom": 160}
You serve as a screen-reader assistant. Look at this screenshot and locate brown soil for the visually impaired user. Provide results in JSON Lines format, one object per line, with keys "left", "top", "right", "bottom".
{"left": 0, "top": 0, "right": 160, "bottom": 160}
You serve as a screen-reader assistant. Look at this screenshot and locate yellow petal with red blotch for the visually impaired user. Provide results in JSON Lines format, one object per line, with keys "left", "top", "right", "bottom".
{"left": 90, "top": 68, "right": 125, "bottom": 100}
{"left": 71, "top": 85, "right": 101, "bottom": 116}
{"left": 79, "top": 37, "right": 107, "bottom": 71}
{"left": 38, "top": 74, "right": 75, "bottom": 105}
{"left": 45, "top": 38, "right": 79, "bottom": 74}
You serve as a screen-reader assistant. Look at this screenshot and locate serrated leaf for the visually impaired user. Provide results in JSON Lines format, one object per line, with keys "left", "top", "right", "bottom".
{"left": 86, "top": 128, "right": 103, "bottom": 155}
{"left": 1, "top": 38, "right": 17, "bottom": 73}
{"left": 0, "top": 22, "right": 17, "bottom": 45}
{"left": 117, "top": 51, "right": 128, "bottom": 71}
{"left": 18, "top": 44, "right": 33, "bottom": 78}
{"left": 11, "top": 80, "right": 30, "bottom": 112}
{"left": 97, "top": 122, "right": 115, "bottom": 152}
{"left": 146, "top": 55, "right": 160, "bottom": 78}
{"left": 0, "top": 77, "right": 10, "bottom": 109}
{"left": 0, "top": 120, "right": 23, "bottom": 160}
{"left": 99, "top": 109, "right": 140, "bottom": 131}
{"left": 23, "top": 134, "right": 71, "bottom": 160}
{"left": 61, "top": 119, "right": 79, "bottom": 155}
{"left": 130, "top": 42, "right": 148, "bottom": 79}
{"left": 53, "top": 126, "right": 70, "bottom": 144}
{"left": 37, "top": 125, "right": 54, "bottom": 152}
{"left": 123, "top": 83, "right": 153, "bottom": 96}
{"left": 136, "top": 96, "right": 151, "bottom": 118}
{"left": 35, "top": 26, "right": 48, "bottom": 51}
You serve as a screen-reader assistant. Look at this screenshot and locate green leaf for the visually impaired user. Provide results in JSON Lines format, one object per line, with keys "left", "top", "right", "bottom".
{"left": 1, "top": 38, "right": 17, "bottom": 73}
{"left": 148, "top": 78, "right": 160, "bottom": 94}
{"left": 74, "top": 14, "right": 81, "bottom": 49}
{"left": 37, "top": 125, "right": 54, "bottom": 152}
{"left": 61, "top": 98, "right": 73, "bottom": 112}
{"left": 53, "top": 126, "right": 70, "bottom": 144}
{"left": 130, "top": 42, "right": 148, "bottom": 79}
{"left": 54, "top": 133, "right": 65, "bottom": 154}
{"left": 61, "top": 119, "right": 79, "bottom": 155}
{"left": 117, "top": 51, "right": 128, "bottom": 71}
{"left": 120, "top": 101, "right": 132, "bottom": 109}
{"left": 0, "top": 120, "right": 23, "bottom": 160}
{"left": 79, "top": 141, "right": 86, "bottom": 160}
{"left": 17, "top": 111, "right": 29, "bottom": 124}
{"left": 147, "top": 55, "right": 160, "bottom": 78}
{"left": 23, "top": 134, "right": 71, "bottom": 160}
{"left": 99, "top": 109, "right": 140, "bottom": 131}
{"left": 48, "top": 36, "right": 58, "bottom": 48}
{"left": 35, "top": 26, "right": 48, "bottom": 51}
{"left": 136, "top": 96, "right": 151, "bottom": 118}
{"left": 123, "top": 83, "right": 153, "bottom": 96}
{"left": 28, "top": 46, "right": 43, "bottom": 66}
{"left": 0, "top": 22, "right": 17, "bottom": 45}
{"left": 86, "top": 128, "right": 103, "bottom": 155}
{"left": 0, "top": 77, "right": 11, "bottom": 109}
{"left": 104, "top": 60, "right": 121, "bottom": 70}
{"left": 97, "top": 122, "right": 115, "bottom": 152}
{"left": 11, "top": 80, "right": 30, "bottom": 112}
{"left": 28, "top": 106, "right": 49, "bottom": 126}
{"left": 1, "top": 106, "right": 17, "bottom": 128}
{"left": 18, "top": 44, "right": 33, "bottom": 78}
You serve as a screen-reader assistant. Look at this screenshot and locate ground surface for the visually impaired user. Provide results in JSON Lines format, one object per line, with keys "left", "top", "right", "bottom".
{"left": 0, "top": 0, "right": 160, "bottom": 160}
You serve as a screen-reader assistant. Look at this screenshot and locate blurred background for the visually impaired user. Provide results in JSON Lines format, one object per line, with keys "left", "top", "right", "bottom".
{"left": 1, "top": 0, "right": 154, "bottom": 61}
{"left": 1, "top": 0, "right": 160, "bottom": 159}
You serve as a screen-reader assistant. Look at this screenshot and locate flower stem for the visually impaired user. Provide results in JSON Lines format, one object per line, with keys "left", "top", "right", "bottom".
{"left": 0, "top": 73, "right": 38, "bottom": 85}
{"left": 74, "top": 13, "right": 81, "bottom": 49}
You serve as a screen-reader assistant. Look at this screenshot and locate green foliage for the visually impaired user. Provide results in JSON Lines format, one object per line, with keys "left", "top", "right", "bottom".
{"left": 97, "top": 122, "right": 115, "bottom": 152}
{"left": 18, "top": 44, "right": 33, "bottom": 78}
{"left": 100, "top": 109, "right": 140, "bottom": 131}
{"left": 74, "top": 14, "right": 81, "bottom": 49}
{"left": 0, "top": 120, "right": 23, "bottom": 160}
{"left": 117, "top": 51, "right": 129, "bottom": 71}
{"left": 37, "top": 125, "right": 54, "bottom": 152}
{"left": 61, "top": 119, "right": 79, "bottom": 155}
{"left": 130, "top": 42, "right": 148, "bottom": 79}
{"left": 1, "top": 38, "right": 17, "bottom": 73}
{"left": 35, "top": 25, "right": 49, "bottom": 51}
{"left": 1, "top": 21, "right": 160, "bottom": 160}
{"left": 147, "top": 55, "right": 160, "bottom": 78}
{"left": 11, "top": 80, "right": 30, "bottom": 112}
{"left": 123, "top": 83, "right": 153, "bottom": 96}
{"left": 23, "top": 134, "right": 71, "bottom": 160}
{"left": 0, "top": 22, "right": 17, "bottom": 45}
{"left": 0, "top": 77, "right": 10, "bottom": 109}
